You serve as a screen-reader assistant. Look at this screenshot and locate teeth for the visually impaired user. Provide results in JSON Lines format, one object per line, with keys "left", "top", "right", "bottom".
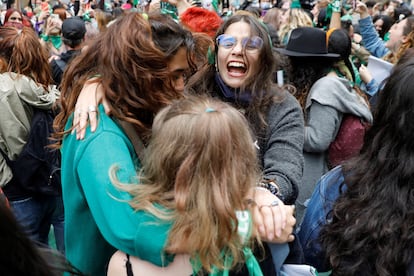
{"left": 228, "top": 62, "right": 245, "bottom": 68}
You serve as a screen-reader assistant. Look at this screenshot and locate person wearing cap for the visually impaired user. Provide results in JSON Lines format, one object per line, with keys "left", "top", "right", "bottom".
{"left": 277, "top": 27, "right": 372, "bottom": 223}
{"left": 50, "top": 16, "right": 86, "bottom": 87}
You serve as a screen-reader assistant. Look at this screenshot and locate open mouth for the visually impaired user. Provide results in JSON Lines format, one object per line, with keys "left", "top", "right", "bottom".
{"left": 227, "top": 61, "right": 247, "bottom": 74}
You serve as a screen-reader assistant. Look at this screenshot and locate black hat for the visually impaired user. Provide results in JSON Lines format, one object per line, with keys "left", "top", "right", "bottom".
{"left": 62, "top": 17, "right": 86, "bottom": 40}
{"left": 276, "top": 27, "right": 339, "bottom": 57}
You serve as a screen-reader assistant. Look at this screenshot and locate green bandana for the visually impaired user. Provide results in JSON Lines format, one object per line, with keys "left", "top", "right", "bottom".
{"left": 191, "top": 211, "right": 263, "bottom": 276}
{"left": 43, "top": 35, "right": 62, "bottom": 50}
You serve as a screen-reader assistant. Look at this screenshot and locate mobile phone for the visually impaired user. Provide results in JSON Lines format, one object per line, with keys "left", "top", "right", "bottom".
{"left": 50, "top": 14, "right": 59, "bottom": 19}
{"left": 352, "top": 0, "right": 357, "bottom": 10}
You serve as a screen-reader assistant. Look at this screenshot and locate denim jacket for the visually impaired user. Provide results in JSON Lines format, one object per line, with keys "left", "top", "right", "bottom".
{"left": 297, "top": 166, "right": 345, "bottom": 272}
{"left": 359, "top": 16, "right": 389, "bottom": 58}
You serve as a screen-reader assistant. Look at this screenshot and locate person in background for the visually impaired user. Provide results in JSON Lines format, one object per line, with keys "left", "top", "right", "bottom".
{"left": 278, "top": 0, "right": 313, "bottom": 45}
{"left": 0, "top": 26, "right": 63, "bottom": 253}
{"left": 355, "top": 0, "right": 414, "bottom": 63}
{"left": 300, "top": 54, "right": 414, "bottom": 275}
{"left": 3, "top": 8, "right": 24, "bottom": 25}
{"left": 372, "top": 14, "right": 394, "bottom": 40}
{"left": 50, "top": 17, "right": 86, "bottom": 87}
{"left": 0, "top": 187, "right": 82, "bottom": 276}
{"left": 40, "top": 14, "right": 66, "bottom": 59}
{"left": 278, "top": 27, "right": 372, "bottom": 222}
{"left": 354, "top": 1, "right": 414, "bottom": 98}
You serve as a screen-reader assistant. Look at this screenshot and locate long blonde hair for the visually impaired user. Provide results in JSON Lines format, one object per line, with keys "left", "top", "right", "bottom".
{"left": 114, "top": 96, "right": 260, "bottom": 272}
{"left": 278, "top": 8, "right": 313, "bottom": 44}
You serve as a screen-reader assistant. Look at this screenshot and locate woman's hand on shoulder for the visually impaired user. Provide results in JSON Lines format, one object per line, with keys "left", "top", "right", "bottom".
{"left": 251, "top": 188, "right": 296, "bottom": 243}
{"left": 72, "top": 79, "right": 111, "bottom": 140}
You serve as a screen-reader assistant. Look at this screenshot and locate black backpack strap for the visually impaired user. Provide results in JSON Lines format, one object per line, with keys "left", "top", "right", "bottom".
{"left": 54, "top": 58, "right": 67, "bottom": 72}
{"left": 0, "top": 147, "right": 12, "bottom": 167}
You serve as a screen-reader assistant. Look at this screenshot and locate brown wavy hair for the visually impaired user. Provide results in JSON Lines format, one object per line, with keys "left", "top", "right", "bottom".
{"left": 320, "top": 58, "right": 414, "bottom": 275}
{"left": 54, "top": 12, "right": 182, "bottom": 145}
{"left": 0, "top": 26, "right": 52, "bottom": 88}
{"left": 113, "top": 96, "right": 260, "bottom": 272}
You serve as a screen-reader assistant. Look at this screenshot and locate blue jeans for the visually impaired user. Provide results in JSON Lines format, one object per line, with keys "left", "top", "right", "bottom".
{"left": 9, "top": 195, "right": 65, "bottom": 254}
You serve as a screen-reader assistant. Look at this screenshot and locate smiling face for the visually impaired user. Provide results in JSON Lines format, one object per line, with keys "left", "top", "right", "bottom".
{"left": 385, "top": 18, "right": 407, "bottom": 52}
{"left": 216, "top": 21, "right": 262, "bottom": 89}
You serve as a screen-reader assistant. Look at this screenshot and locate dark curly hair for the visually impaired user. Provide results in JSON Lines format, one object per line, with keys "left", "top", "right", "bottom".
{"left": 286, "top": 56, "right": 334, "bottom": 109}
{"left": 320, "top": 58, "right": 414, "bottom": 276}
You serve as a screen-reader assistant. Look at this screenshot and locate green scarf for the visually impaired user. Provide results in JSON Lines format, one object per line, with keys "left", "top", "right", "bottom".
{"left": 191, "top": 211, "right": 263, "bottom": 276}
{"left": 42, "top": 34, "right": 62, "bottom": 50}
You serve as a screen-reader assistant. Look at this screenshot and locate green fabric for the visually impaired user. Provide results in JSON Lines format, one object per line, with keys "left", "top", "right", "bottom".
{"left": 340, "top": 14, "right": 353, "bottom": 21}
{"left": 384, "top": 32, "right": 390, "bottom": 41}
{"left": 43, "top": 35, "right": 62, "bottom": 50}
{"left": 160, "top": 2, "right": 179, "bottom": 20}
{"left": 331, "top": 0, "right": 342, "bottom": 12}
{"left": 326, "top": 0, "right": 341, "bottom": 20}
{"left": 62, "top": 105, "right": 173, "bottom": 275}
{"left": 212, "top": 0, "right": 219, "bottom": 12}
{"left": 291, "top": 0, "right": 301, "bottom": 9}
{"left": 191, "top": 211, "right": 263, "bottom": 275}
{"left": 350, "top": 59, "right": 362, "bottom": 86}
{"left": 82, "top": 12, "right": 91, "bottom": 22}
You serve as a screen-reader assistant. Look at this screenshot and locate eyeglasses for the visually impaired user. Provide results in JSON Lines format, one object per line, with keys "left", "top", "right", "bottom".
{"left": 216, "top": 34, "right": 264, "bottom": 52}
{"left": 9, "top": 17, "right": 23, "bottom": 21}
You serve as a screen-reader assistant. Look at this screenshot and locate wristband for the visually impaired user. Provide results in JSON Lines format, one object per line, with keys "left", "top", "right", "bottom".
{"left": 331, "top": 0, "right": 342, "bottom": 13}
{"left": 257, "top": 181, "right": 280, "bottom": 197}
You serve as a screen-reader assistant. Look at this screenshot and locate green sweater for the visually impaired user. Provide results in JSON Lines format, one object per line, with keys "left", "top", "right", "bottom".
{"left": 62, "top": 106, "right": 172, "bottom": 275}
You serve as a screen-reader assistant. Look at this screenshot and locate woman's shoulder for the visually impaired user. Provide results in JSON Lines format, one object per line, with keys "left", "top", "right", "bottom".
{"left": 312, "top": 75, "right": 350, "bottom": 91}
{"left": 64, "top": 109, "right": 132, "bottom": 146}
{"left": 267, "top": 89, "right": 303, "bottom": 117}
{"left": 307, "top": 76, "right": 351, "bottom": 104}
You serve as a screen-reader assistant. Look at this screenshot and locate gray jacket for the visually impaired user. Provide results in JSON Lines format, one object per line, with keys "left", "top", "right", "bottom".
{"left": 260, "top": 91, "right": 305, "bottom": 204}
{"left": 299, "top": 76, "right": 372, "bottom": 210}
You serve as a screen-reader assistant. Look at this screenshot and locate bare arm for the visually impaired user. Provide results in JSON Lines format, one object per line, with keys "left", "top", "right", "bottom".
{"left": 107, "top": 251, "right": 192, "bottom": 276}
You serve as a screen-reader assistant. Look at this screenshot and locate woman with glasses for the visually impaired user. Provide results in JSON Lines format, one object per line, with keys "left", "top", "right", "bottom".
{"left": 187, "top": 13, "right": 304, "bottom": 209}
{"left": 186, "top": 13, "right": 302, "bottom": 274}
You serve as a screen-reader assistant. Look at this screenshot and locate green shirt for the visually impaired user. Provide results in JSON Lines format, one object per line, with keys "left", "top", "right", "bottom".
{"left": 62, "top": 105, "right": 172, "bottom": 275}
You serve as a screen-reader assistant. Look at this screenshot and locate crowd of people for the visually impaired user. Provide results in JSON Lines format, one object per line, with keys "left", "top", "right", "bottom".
{"left": 1, "top": 0, "right": 414, "bottom": 274}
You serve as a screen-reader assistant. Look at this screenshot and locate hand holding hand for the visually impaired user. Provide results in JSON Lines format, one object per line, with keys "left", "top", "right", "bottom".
{"left": 251, "top": 188, "right": 296, "bottom": 243}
